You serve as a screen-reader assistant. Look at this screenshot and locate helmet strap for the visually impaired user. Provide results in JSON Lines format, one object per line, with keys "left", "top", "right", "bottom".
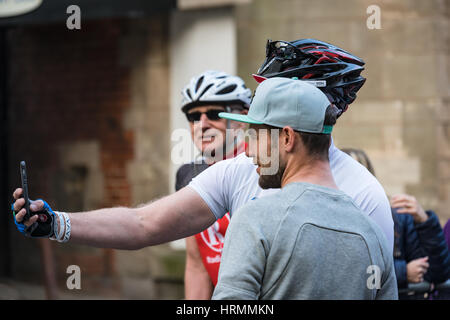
{"left": 224, "top": 106, "right": 239, "bottom": 158}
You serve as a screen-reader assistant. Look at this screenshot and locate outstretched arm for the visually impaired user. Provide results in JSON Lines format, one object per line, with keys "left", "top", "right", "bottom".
{"left": 12, "top": 186, "right": 216, "bottom": 250}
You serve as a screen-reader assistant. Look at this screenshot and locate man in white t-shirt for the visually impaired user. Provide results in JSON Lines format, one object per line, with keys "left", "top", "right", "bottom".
{"left": 188, "top": 138, "right": 393, "bottom": 249}
{"left": 11, "top": 38, "right": 393, "bottom": 255}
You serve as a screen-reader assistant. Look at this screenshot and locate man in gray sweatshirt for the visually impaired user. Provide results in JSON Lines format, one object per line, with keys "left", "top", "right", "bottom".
{"left": 213, "top": 77, "right": 398, "bottom": 300}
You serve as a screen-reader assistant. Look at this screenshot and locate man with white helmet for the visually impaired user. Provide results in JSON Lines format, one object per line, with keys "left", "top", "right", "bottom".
{"left": 176, "top": 70, "right": 251, "bottom": 299}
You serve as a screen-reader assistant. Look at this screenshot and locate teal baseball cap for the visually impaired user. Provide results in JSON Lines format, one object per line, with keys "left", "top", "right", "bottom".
{"left": 219, "top": 77, "right": 332, "bottom": 134}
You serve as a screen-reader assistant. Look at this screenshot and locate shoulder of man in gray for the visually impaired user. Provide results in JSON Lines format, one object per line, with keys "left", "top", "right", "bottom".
{"left": 212, "top": 183, "right": 399, "bottom": 300}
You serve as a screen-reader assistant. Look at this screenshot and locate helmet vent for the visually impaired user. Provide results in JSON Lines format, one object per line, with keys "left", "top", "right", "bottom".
{"left": 186, "top": 88, "right": 192, "bottom": 100}
{"left": 216, "top": 84, "right": 237, "bottom": 95}
{"left": 195, "top": 76, "right": 205, "bottom": 92}
{"left": 198, "top": 83, "right": 214, "bottom": 98}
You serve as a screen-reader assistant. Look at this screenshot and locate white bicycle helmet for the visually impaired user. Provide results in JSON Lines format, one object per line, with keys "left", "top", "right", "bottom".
{"left": 181, "top": 70, "right": 252, "bottom": 113}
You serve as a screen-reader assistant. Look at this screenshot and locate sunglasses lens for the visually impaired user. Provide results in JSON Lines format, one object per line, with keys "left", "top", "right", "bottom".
{"left": 186, "top": 112, "right": 201, "bottom": 122}
{"left": 186, "top": 110, "right": 223, "bottom": 122}
{"left": 206, "top": 110, "right": 222, "bottom": 120}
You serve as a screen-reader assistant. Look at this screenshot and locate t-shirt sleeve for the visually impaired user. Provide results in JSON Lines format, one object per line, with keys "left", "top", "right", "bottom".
{"left": 187, "top": 158, "right": 233, "bottom": 221}
{"left": 212, "top": 203, "right": 267, "bottom": 300}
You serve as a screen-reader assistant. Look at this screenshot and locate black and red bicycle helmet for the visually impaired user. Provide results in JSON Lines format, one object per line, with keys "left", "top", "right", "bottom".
{"left": 254, "top": 38, "right": 366, "bottom": 115}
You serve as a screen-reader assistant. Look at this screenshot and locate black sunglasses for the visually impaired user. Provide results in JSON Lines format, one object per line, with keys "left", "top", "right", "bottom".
{"left": 186, "top": 109, "right": 224, "bottom": 122}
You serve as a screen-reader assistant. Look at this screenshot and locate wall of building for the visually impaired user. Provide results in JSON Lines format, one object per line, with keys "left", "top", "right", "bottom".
{"left": 6, "top": 16, "right": 177, "bottom": 299}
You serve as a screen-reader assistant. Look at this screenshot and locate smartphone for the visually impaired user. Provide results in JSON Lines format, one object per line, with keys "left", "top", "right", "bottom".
{"left": 20, "top": 161, "right": 31, "bottom": 221}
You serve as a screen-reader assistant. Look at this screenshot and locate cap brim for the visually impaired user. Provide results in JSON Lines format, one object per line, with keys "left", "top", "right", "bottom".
{"left": 219, "top": 112, "right": 264, "bottom": 124}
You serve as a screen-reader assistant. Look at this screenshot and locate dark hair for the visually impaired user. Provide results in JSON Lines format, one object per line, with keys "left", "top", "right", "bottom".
{"left": 340, "top": 148, "right": 376, "bottom": 176}
{"left": 297, "top": 104, "right": 340, "bottom": 161}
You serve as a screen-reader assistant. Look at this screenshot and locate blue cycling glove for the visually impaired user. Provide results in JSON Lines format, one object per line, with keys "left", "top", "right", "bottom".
{"left": 11, "top": 199, "right": 56, "bottom": 238}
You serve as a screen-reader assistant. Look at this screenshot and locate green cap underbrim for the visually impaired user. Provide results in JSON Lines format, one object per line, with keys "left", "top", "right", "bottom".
{"left": 218, "top": 112, "right": 264, "bottom": 125}
{"left": 219, "top": 112, "right": 333, "bottom": 134}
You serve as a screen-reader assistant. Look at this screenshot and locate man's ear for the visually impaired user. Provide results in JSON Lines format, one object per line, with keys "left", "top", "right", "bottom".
{"left": 282, "top": 126, "right": 296, "bottom": 153}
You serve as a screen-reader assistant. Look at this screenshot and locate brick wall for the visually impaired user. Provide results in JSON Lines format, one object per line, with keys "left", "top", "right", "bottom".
{"left": 7, "top": 18, "right": 132, "bottom": 295}
{"left": 6, "top": 16, "right": 174, "bottom": 298}
{"left": 8, "top": 18, "right": 133, "bottom": 208}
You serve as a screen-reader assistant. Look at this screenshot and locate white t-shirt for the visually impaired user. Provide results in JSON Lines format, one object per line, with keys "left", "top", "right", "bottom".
{"left": 188, "top": 141, "right": 394, "bottom": 251}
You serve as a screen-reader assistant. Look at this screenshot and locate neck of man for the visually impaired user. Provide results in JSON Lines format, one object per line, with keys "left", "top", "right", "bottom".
{"left": 281, "top": 156, "right": 338, "bottom": 190}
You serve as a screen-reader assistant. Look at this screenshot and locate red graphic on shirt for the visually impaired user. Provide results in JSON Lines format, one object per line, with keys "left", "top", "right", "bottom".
{"left": 194, "top": 213, "right": 230, "bottom": 286}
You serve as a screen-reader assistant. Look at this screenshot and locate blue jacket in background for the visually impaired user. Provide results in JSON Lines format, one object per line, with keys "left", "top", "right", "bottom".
{"left": 393, "top": 209, "right": 450, "bottom": 289}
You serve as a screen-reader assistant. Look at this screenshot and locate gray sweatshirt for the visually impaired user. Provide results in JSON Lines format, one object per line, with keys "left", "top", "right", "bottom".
{"left": 212, "top": 182, "right": 398, "bottom": 300}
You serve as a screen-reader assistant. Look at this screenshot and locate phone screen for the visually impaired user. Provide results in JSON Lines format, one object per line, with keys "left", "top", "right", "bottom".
{"left": 20, "top": 161, "right": 31, "bottom": 221}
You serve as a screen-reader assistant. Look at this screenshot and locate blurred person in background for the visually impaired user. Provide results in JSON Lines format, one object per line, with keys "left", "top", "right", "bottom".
{"left": 391, "top": 194, "right": 450, "bottom": 300}
{"left": 342, "top": 148, "right": 450, "bottom": 300}
{"left": 175, "top": 70, "right": 251, "bottom": 299}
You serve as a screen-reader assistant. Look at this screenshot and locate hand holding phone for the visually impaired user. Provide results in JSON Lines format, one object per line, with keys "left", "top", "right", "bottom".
{"left": 13, "top": 162, "right": 57, "bottom": 238}
{"left": 20, "top": 161, "right": 31, "bottom": 221}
